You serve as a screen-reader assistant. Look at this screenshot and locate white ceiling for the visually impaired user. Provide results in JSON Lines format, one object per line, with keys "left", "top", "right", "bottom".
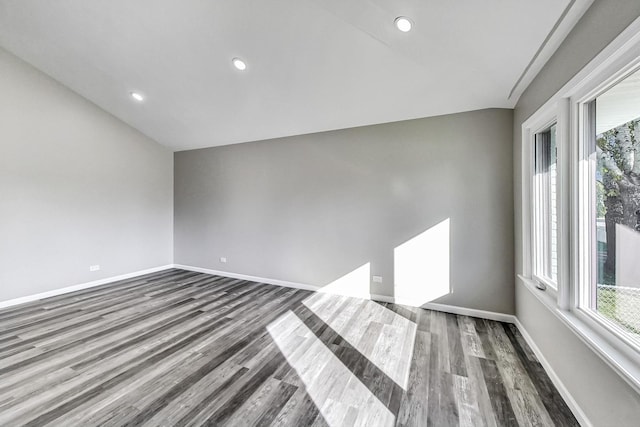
{"left": 0, "top": 0, "right": 589, "bottom": 151}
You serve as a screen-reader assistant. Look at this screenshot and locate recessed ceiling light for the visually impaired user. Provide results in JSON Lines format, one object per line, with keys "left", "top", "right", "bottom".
{"left": 130, "top": 91, "right": 145, "bottom": 102}
{"left": 394, "top": 16, "right": 413, "bottom": 32}
{"left": 232, "top": 57, "right": 247, "bottom": 71}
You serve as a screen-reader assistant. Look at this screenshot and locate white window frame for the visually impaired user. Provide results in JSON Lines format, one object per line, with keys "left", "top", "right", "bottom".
{"left": 571, "top": 60, "right": 640, "bottom": 357}
{"left": 520, "top": 16, "right": 640, "bottom": 394}
{"left": 526, "top": 115, "right": 561, "bottom": 295}
{"left": 532, "top": 122, "right": 560, "bottom": 292}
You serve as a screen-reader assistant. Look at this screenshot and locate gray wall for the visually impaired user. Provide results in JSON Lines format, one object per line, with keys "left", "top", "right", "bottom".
{"left": 514, "top": 1, "right": 640, "bottom": 424}
{"left": 0, "top": 47, "right": 173, "bottom": 302}
{"left": 175, "top": 108, "right": 515, "bottom": 314}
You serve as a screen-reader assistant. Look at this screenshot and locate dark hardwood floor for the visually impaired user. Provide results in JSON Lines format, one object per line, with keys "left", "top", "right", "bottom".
{"left": 0, "top": 269, "right": 578, "bottom": 426}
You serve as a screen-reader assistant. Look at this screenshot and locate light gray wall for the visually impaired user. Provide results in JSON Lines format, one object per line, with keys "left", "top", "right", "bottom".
{"left": 0, "top": 47, "right": 173, "bottom": 302}
{"left": 175, "top": 108, "right": 515, "bottom": 314}
{"left": 514, "top": 1, "right": 640, "bottom": 424}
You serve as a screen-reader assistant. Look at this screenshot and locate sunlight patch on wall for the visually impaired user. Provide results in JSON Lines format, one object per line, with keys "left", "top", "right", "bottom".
{"left": 317, "top": 262, "right": 371, "bottom": 299}
{"left": 267, "top": 310, "right": 396, "bottom": 427}
{"left": 394, "top": 218, "right": 450, "bottom": 305}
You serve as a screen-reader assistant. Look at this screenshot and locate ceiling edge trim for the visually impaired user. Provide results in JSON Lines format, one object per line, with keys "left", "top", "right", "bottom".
{"left": 508, "top": 0, "right": 595, "bottom": 104}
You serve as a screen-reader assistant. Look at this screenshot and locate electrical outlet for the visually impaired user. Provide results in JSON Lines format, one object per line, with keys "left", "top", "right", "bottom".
{"left": 220, "top": 257, "right": 227, "bottom": 263}
{"left": 89, "top": 265, "right": 100, "bottom": 272}
{"left": 372, "top": 275, "right": 383, "bottom": 283}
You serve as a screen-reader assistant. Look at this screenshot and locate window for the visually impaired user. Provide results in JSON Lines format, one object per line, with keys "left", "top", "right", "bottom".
{"left": 533, "top": 124, "right": 559, "bottom": 289}
{"left": 521, "top": 19, "right": 640, "bottom": 390}
{"left": 582, "top": 68, "right": 640, "bottom": 345}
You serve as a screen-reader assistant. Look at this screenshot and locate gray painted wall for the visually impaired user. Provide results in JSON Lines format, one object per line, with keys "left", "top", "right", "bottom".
{"left": 0, "top": 47, "right": 173, "bottom": 302}
{"left": 175, "top": 108, "right": 515, "bottom": 314}
{"left": 514, "top": 1, "right": 640, "bottom": 423}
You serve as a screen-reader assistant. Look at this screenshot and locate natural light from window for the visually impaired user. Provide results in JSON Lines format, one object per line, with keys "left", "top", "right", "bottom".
{"left": 393, "top": 218, "right": 450, "bottom": 305}
{"left": 593, "top": 68, "right": 640, "bottom": 341}
{"left": 267, "top": 302, "right": 395, "bottom": 427}
{"left": 302, "top": 292, "right": 416, "bottom": 389}
{"left": 317, "top": 263, "right": 371, "bottom": 299}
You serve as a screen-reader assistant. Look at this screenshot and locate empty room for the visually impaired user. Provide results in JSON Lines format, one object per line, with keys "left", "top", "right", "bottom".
{"left": 1, "top": 0, "right": 640, "bottom": 426}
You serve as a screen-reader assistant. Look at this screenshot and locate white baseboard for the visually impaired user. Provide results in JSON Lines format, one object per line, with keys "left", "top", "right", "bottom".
{"left": 370, "top": 292, "right": 516, "bottom": 323}
{"left": 1, "top": 262, "right": 515, "bottom": 325}
{"left": 416, "top": 301, "right": 516, "bottom": 323}
{"left": 173, "top": 264, "right": 515, "bottom": 324}
{"left": 172, "top": 264, "right": 320, "bottom": 292}
{"left": 513, "top": 318, "right": 591, "bottom": 427}
{"left": 0, "top": 265, "right": 174, "bottom": 309}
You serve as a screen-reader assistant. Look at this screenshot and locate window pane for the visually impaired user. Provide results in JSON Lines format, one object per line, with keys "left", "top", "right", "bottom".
{"left": 550, "top": 124, "right": 558, "bottom": 282}
{"left": 594, "top": 68, "right": 640, "bottom": 341}
{"left": 534, "top": 124, "right": 558, "bottom": 286}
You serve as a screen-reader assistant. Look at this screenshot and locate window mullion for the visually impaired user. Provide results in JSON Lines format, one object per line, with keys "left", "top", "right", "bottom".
{"left": 558, "top": 98, "right": 571, "bottom": 310}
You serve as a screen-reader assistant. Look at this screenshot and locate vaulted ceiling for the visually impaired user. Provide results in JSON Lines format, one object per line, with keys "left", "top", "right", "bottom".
{"left": 0, "top": 0, "right": 592, "bottom": 150}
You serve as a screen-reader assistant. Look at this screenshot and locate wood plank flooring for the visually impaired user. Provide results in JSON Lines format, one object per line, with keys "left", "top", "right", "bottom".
{"left": 0, "top": 269, "right": 578, "bottom": 426}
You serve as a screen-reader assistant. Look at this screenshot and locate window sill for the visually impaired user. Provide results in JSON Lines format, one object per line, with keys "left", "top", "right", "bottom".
{"left": 518, "top": 275, "right": 640, "bottom": 394}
